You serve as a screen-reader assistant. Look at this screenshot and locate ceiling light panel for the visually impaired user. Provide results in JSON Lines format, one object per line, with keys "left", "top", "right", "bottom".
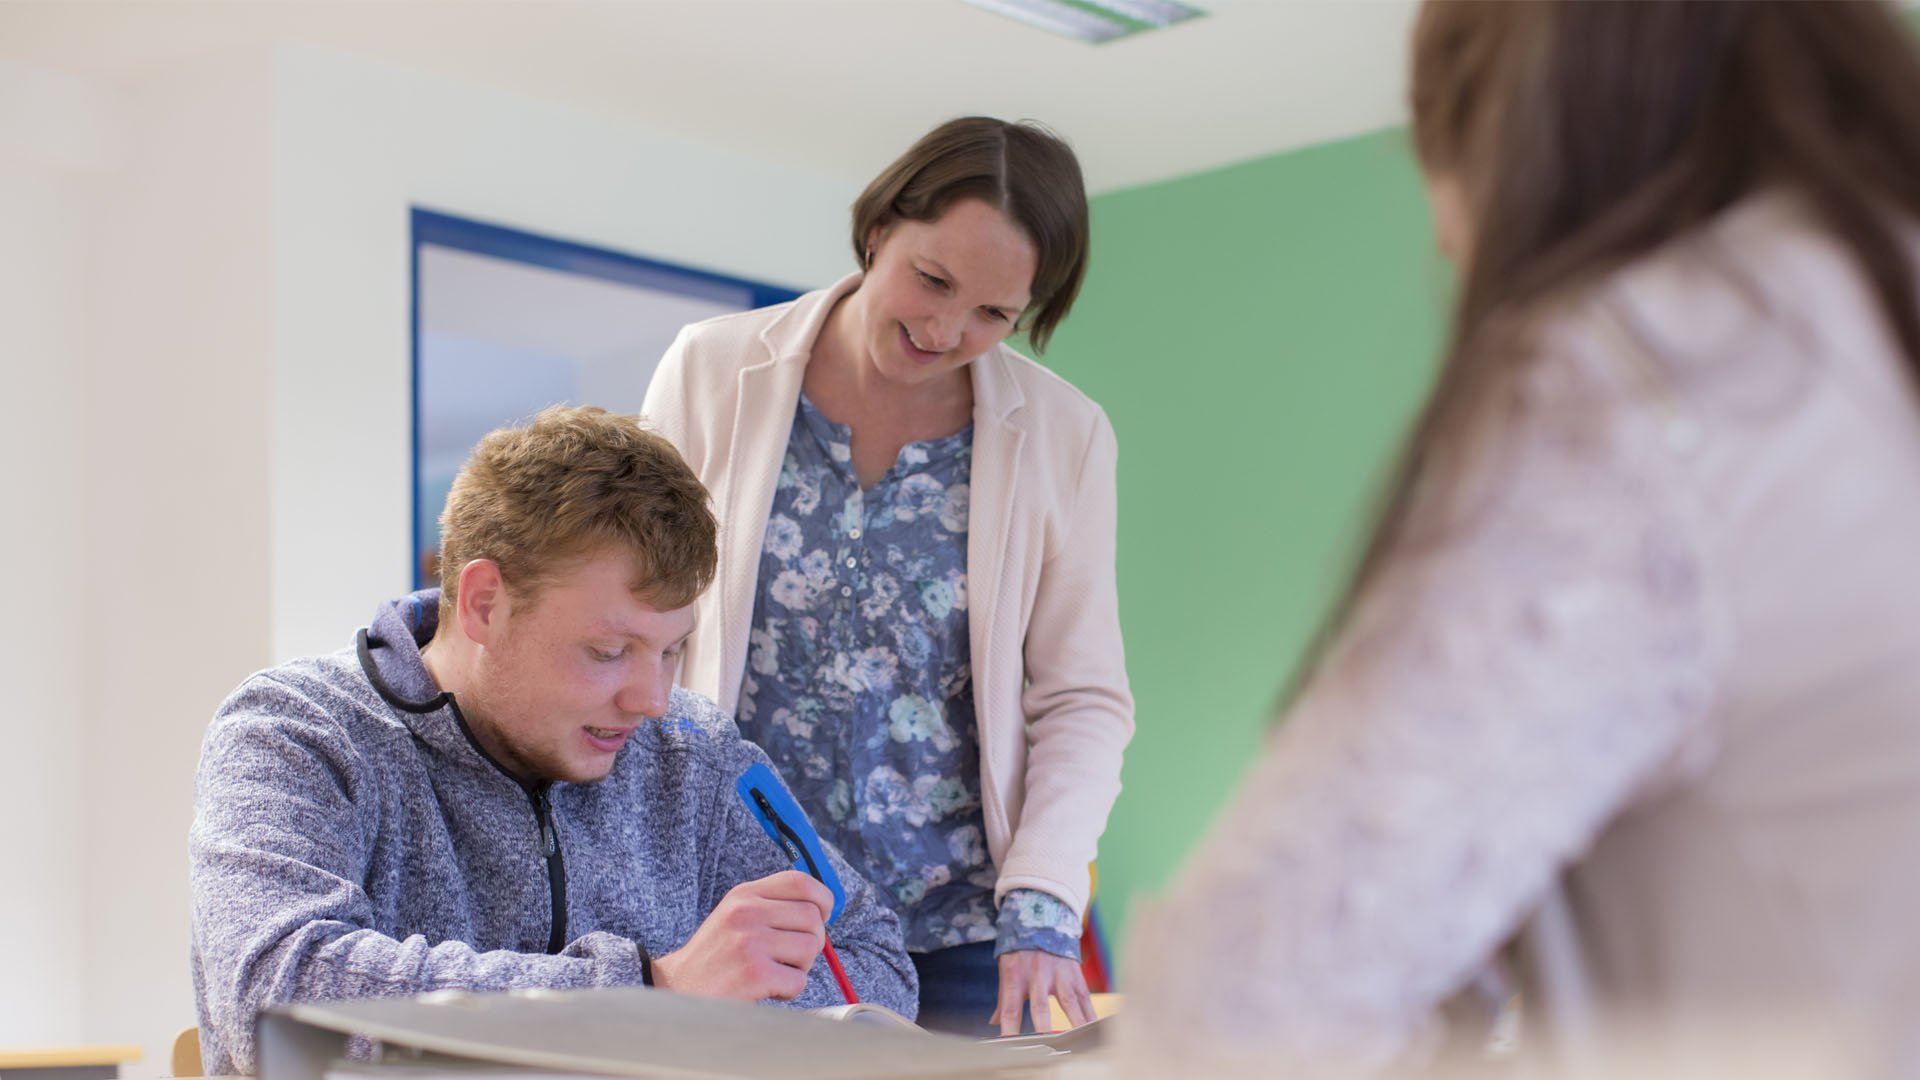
{"left": 962, "top": 0, "right": 1206, "bottom": 44}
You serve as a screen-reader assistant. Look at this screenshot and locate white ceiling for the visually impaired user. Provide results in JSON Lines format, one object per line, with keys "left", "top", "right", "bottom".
{"left": 0, "top": 0, "right": 1419, "bottom": 193}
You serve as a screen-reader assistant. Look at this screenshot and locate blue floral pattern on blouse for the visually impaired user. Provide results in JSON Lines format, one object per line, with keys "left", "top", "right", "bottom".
{"left": 736, "top": 394, "right": 1080, "bottom": 961}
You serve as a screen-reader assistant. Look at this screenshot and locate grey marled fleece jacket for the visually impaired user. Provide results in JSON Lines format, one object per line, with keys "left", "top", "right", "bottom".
{"left": 189, "top": 591, "right": 916, "bottom": 1074}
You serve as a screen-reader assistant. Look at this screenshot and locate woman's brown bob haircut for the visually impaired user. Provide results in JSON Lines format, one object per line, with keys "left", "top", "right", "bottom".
{"left": 850, "top": 116, "right": 1091, "bottom": 354}
{"left": 438, "top": 405, "right": 717, "bottom": 616}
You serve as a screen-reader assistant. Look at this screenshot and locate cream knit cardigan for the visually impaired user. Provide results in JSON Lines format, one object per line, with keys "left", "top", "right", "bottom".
{"left": 641, "top": 273, "right": 1135, "bottom": 917}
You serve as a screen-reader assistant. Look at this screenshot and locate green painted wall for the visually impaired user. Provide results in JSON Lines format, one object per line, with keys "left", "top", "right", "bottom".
{"left": 1038, "top": 127, "right": 1450, "bottom": 973}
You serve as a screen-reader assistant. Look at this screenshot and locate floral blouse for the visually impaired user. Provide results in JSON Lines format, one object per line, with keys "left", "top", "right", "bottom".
{"left": 736, "top": 394, "right": 1082, "bottom": 959}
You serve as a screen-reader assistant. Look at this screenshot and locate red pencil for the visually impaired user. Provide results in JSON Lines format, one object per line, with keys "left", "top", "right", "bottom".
{"left": 821, "top": 938, "right": 859, "bottom": 1004}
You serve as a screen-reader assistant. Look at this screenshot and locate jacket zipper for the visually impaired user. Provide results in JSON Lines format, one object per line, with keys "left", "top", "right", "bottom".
{"left": 530, "top": 783, "right": 569, "bottom": 954}
{"left": 360, "top": 643, "right": 573, "bottom": 959}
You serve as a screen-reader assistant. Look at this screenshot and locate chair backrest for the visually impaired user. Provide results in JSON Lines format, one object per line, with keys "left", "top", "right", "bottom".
{"left": 169, "top": 1027, "right": 201, "bottom": 1077}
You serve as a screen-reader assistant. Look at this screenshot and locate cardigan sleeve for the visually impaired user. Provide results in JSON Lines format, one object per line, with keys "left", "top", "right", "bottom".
{"left": 641, "top": 325, "right": 701, "bottom": 464}
{"left": 994, "top": 408, "right": 1136, "bottom": 917}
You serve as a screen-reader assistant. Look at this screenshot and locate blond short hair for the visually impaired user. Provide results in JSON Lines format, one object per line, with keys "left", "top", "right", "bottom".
{"left": 438, "top": 405, "right": 717, "bottom": 614}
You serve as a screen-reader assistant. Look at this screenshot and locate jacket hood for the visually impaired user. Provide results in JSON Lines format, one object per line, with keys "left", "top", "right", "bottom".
{"left": 358, "top": 589, "right": 450, "bottom": 713}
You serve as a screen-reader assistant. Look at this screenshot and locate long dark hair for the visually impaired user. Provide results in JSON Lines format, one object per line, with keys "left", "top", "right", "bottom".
{"left": 1289, "top": 0, "right": 1920, "bottom": 698}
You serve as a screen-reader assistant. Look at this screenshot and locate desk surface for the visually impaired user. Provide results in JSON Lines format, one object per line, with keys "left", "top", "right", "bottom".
{"left": 0, "top": 1047, "right": 143, "bottom": 1069}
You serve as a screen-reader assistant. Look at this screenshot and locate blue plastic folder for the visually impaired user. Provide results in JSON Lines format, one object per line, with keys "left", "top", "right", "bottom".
{"left": 736, "top": 761, "right": 847, "bottom": 924}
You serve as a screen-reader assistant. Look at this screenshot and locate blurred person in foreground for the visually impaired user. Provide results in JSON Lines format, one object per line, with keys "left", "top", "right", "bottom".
{"left": 1122, "top": 2, "right": 1920, "bottom": 1076}
{"left": 189, "top": 407, "right": 915, "bottom": 1075}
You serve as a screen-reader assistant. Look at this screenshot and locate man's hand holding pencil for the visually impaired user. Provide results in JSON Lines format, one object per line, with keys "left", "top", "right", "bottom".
{"left": 649, "top": 870, "right": 836, "bottom": 1001}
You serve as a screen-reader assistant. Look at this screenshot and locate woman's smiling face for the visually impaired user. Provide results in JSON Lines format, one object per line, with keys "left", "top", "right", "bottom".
{"left": 848, "top": 198, "right": 1038, "bottom": 389}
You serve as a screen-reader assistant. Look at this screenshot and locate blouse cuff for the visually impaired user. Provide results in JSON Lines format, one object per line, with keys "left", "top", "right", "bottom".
{"left": 993, "top": 888, "right": 1083, "bottom": 961}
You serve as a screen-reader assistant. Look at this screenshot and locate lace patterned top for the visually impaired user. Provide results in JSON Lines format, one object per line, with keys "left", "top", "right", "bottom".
{"left": 736, "top": 394, "right": 1082, "bottom": 958}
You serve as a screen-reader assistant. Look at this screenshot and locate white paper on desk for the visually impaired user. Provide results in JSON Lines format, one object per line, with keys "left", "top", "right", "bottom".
{"left": 983, "top": 1014, "right": 1113, "bottom": 1055}
{"left": 806, "top": 1002, "right": 923, "bottom": 1030}
{"left": 324, "top": 1057, "right": 609, "bottom": 1080}
{"left": 261, "top": 986, "right": 1060, "bottom": 1080}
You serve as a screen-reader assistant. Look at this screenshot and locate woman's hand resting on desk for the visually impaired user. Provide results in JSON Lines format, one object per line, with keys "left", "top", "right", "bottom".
{"left": 994, "top": 950, "right": 1095, "bottom": 1035}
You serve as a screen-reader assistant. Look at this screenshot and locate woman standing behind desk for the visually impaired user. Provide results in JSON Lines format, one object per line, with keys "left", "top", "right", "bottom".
{"left": 1125, "top": 1, "right": 1920, "bottom": 1076}
{"left": 642, "top": 117, "right": 1132, "bottom": 1037}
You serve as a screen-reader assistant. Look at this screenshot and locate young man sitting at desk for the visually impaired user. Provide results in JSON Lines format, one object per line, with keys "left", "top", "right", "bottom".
{"left": 188, "top": 406, "right": 917, "bottom": 1075}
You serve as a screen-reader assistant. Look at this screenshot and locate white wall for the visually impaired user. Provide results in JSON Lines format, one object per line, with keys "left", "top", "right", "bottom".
{"left": 269, "top": 45, "right": 856, "bottom": 661}
{"left": 4, "top": 43, "right": 857, "bottom": 1074}
{"left": 81, "top": 52, "right": 277, "bottom": 1071}
{"left": 0, "top": 58, "right": 120, "bottom": 1047}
